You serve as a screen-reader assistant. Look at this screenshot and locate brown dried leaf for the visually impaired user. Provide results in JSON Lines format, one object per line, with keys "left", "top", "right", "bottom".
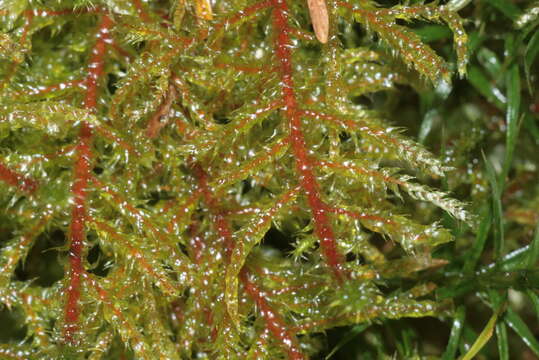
{"left": 307, "top": 0, "right": 329, "bottom": 43}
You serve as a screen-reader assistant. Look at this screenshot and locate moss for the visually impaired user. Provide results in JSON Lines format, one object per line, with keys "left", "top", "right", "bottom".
{"left": 0, "top": 0, "right": 538, "bottom": 358}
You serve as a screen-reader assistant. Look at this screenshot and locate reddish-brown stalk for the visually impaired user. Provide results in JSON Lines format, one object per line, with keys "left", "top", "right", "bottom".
{"left": 0, "top": 162, "right": 38, "bottom": 194}
{"left": 191, "top": 163, "right": 235, "bottom": 260}
{"left": 64, "top": 13, "right": 112, "bottom": 344}
{"left": 271, "top": 0, "right": 346, "bottom": 281}
{"left": 191, "top": 163, "right": 305, "bottom": 358}
{"left": 239, "top": 269, "right": 306, "bottom": 360}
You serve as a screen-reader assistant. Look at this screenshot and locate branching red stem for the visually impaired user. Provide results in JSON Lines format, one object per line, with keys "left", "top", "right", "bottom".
{"left": 239, "top": 268, "right": 306, "bottom": 360}
{"left": 272, "top": 0, "right": 346, "bottom": 281}
{"left": 64, "top": 14, "right": 112, "bottom": 344}
{"left": 191, "top": 163, "right": 305, "bottom": 357}
{"left": 191, "top": 163, "right": 235, "bottom": 261}
{"left": 0, "top": 162, "right": 38, "bottom": 194}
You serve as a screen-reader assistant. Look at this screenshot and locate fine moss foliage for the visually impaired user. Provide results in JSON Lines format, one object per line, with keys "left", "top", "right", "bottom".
{"left": 0, "top": 0, "right": 538, "bottom": 359}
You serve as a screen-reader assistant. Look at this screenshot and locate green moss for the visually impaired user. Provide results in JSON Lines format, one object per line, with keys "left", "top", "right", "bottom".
{"left": 0, "top": 0, "right": 538, "bottom": 358}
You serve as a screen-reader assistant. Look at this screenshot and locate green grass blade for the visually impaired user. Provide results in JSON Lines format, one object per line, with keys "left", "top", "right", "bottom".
{"left": 501, "top": 64, "right": 521, "bottom": 186}
{"left": 483, "top": 152, "right": 504, "bottom": 259}
{"left": 524, "top": 112, "right": 539, "bottom": 144}
{"left": 468, "top": 66, "right": 506, "bottom": 110}
{"left": 477, "top": 47, "right": 502, "bottom": 78}
{"left": 526, "top": 290, "right": 539, "bottom": 318}
{"left": 485, "top": 0, "right": 522, "bottom": 20}
{"left": 525, "top": 30, "right": 539, "bottom": 92}
{"left": 496, "top": 321, "right": 509, "bottom": 360}
{"left": 463, "top": 205, "right": 491, "bottom": 274}
{"left": 418, "top": 109, "right": 437, "bottom": 144}
{"left": 505, "top": 308, "right": 539, "bottom": 356}
{"left": 459, "top": 310, "right": 499, "bottom": 360}
{"left": 442, "top": 306, "right": 466, "bottom": 360}
{"left": 527, "top": 221, "right": 539, "bottom": 268}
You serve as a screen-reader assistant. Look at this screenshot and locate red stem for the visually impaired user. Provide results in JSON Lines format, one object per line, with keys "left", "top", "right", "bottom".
{"left": 0, "top": 162, "right": 38, "bottom": 194}
{"left": 239, "top": 269, "right": 305, "bottom": 360}
{"left": 271, "top": 0, "right": 345, "bottom": 281}
{"left": 191, "top": 163, "right": 235, "bottom": 261}
{"left": 192, "top": 163, "right": 305, "bottom": 358}
{"left": 64, "top": 14, "right": 112, "bottom": 344}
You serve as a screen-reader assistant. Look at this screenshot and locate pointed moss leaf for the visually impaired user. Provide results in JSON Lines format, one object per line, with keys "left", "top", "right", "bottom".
{"left": 0, "top": 102, "right": 97, "bottom": 138}
{"left": 463, "top": 205, "right": 492, "bottom": 274}
{"left": 400, "top": 180, "right": 474, "bottom": 224}
{"left": 375, "top": 256, "right": 448, "bottom": 278}
{"left": 334, "top": 205, "right": 453, "bottom": 251}
{"left": 0, "top": 33, "right": 26, "bottom": 63}
{"left": 348, "top": 4, "right": 468, "bottom": 83}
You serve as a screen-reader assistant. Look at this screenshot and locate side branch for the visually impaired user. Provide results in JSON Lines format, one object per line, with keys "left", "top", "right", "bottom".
{"left": 272, "top": 0, "right": 346, "bottom": 281}
{"left": 191, "top": 163, "right": 235, "bottom": 260}
{"left": 64, "top": 14, "right": 113, "bottom": 344}
{"left": 239, "top": 269, "right": 306, "bottom": 360}
{"left": 192, "top": 163, "right": 305, "bottom": 357}
{"left": 0, "top": 162, "right": 38, "bottom": 194}
{"left": 214, "top": 0, "right": 273, "bottom": 33}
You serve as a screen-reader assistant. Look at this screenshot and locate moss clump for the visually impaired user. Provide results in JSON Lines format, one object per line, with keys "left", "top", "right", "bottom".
{"left": 1, "top": 0, "right": 538, "bottom": 358}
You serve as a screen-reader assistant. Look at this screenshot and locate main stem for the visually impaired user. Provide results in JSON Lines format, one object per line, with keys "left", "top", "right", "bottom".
{"left": 64, "top": 13, "right": 112, "bottom": 344}
{"left": 271, "top": 0, "right": 345, "bottom": 281}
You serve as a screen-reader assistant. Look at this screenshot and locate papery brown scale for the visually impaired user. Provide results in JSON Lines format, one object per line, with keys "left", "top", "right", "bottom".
{"left": 307, "top": 0, "right": 329, "bottom": 43}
